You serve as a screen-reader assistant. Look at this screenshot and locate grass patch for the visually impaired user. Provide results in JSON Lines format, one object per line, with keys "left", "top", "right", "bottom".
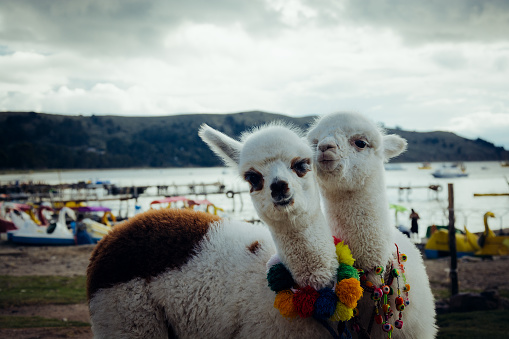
{"left": 433, "top": 288, "right": 509, "bottom": 301}
{"left": 437, "top": 309, "right": 509, "bottom": 338}
{"left": 0, "top": 315, "right": 89, "bottom": 328}
{"left": 432, "top": 288, "right": 451, "bottom": 300}
{"left": 0, "top": 276, "right": 87, "bottom": 308}
{"left": 499, "top": 290, "right": 509, "bottom": 299}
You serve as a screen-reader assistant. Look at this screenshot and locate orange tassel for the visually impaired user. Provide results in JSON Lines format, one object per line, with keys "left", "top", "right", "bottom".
{"left": 335, "top": 278, "right": 364, "bottom": 308}
{"left": 274, "top": 290, "right": 298, "bottom": 318}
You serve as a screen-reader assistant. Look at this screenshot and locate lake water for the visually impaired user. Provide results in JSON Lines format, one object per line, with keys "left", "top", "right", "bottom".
{"left": 1, "top": 161, "right": 508, "bottom": 238}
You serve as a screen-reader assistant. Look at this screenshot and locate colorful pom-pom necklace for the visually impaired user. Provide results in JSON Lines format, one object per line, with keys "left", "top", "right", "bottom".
{"left": 267, "top": 236, "right": 363, "bottom": 331}
{"left": 352, "top": 243, "right": 410, "bottom": 339}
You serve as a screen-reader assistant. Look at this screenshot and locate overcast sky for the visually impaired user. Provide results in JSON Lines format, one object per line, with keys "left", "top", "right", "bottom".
{"left": 1, "top": 0, "right": 509, "bottom": 148}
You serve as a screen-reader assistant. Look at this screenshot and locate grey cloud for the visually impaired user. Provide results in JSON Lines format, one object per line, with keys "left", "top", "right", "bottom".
{"left": 3, "top": 0, "right": 508, "bottom": 59}
{"left": 0, "top": 0, "right": 283, "bottom": 57}
{"left": 305, "top": 0, "right": 509, "bottom": 45}
{"left": 493, "top": 57, "right": 508, "bottom": 72}
{"left": 432, "top": 50, "right": 467, "bottom": 70}
{"left": 0, "top": 45, "right": 13, "bottom": 55}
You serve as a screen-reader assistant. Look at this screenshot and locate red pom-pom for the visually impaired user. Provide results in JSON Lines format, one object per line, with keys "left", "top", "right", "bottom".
{"left": 333, "top": 236, "right": 342, "bottom": 245}
{"left": 293, "top": 286, "right": 320, "bottom": 318}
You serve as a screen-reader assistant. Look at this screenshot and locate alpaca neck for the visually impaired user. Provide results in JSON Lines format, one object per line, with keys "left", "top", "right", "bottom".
{"left": 322, "top": 173, "right": 393, "bottom": 270}
{"left": 266, "top": 209, "right": 338, "bottom": 290}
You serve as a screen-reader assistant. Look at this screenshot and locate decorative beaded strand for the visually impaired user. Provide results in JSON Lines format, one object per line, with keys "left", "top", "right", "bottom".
{"left": 354, "top": 243, "right": 410, "bottom": 339}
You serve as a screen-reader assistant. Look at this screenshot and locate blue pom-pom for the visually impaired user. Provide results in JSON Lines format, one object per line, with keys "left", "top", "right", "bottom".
{"left": 267, "top": 263, "right": 294, "bottom": 292}
{"left": 313, "top": 288, "right": 338, "bottom": 320}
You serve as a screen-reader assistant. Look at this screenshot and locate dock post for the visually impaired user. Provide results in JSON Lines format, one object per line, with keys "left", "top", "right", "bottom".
{"left": 448, "top": 183, "right": 458, "bottom": 296}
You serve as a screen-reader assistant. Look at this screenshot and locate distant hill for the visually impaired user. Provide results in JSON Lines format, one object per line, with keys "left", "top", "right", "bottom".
{"left": 0, "top": 111, "right": 508, "bottom": 170}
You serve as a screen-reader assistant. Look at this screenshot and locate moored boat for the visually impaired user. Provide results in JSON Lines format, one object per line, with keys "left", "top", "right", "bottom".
{"left": 77, "top": 206, "right": 117, "bottom": 243}
{"left": 150, "top": 196, "right": 224, "bottom": 215}
{"left": 431, "top": 163, "right": 468, "bottom": 178}
{"left": 7, "top": 207, "right": 76, "bottom": 246}
{"left": 0, "top": 202, "right": 33, "bottom": 233}
{"left": 424, "top": 212, "right": 509, "bottom": 258}
{"left": 424, "top": 225, "right": 478, "bottom": 259}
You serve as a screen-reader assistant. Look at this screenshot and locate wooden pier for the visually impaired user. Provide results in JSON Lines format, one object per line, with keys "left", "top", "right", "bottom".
{"left": 0, "top": 180, "right": 250, "bottom": 217}
{"left": 387, "top": 184, "right": 443, "bottom": 201}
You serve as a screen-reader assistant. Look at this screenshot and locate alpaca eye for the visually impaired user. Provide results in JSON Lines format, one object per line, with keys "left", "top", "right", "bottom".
{"left": 354, "top": 140, "right": 367, "bottom": 149}
{"left": 244, "top": 170, "right": 263, "bottom": 192}
{"left": 291, "top": 158, "right": 311, "bottom": 177}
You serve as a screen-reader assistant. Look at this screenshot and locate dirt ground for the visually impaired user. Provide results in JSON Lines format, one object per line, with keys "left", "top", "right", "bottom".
{"left": 1, "top": 241, "right": 508, "bottom": 338}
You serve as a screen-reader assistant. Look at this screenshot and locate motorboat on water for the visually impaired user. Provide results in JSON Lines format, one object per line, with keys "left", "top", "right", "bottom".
{"left": 384, "top": 163, "right": 405, "bottom": 171}
{"left": 431, "top": 163, "right": 468, "bottom": 178}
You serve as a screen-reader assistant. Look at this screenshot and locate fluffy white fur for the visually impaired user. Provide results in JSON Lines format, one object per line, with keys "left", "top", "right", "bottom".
{"left": 307, "top": 112, "right": 438, "bottom": 339}
{"left": 89, "top": 123, "right": 339, "bottom": 338}
{"left": 90, "top": 221, "right": 331, "bottom": 338}
{"left": 200, "top": 123, "right": 338, "bottom": 290}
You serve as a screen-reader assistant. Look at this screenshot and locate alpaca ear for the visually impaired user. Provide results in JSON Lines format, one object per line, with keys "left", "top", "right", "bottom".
{"left": 198, "top": 124, "right": 242, "bottom": 167}
{"left": 383, "top": 134, "right": 407, "bottom": 160}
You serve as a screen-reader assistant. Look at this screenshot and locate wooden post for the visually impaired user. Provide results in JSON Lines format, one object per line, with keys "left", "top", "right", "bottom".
{"left": 448, "top": 183, "right": 459, "bottom": 296}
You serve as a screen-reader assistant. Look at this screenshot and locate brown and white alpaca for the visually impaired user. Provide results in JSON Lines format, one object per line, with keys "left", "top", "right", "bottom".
{"left": 308, "top": 112, "right": 437, "bottom": 338}
{"left": 87, "top": 123, "right": 341, "bottom": 338}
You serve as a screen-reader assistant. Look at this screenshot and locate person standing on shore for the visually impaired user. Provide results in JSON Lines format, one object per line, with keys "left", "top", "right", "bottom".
{"left": 410, "top": 208, "right": 420, "bottom": 242}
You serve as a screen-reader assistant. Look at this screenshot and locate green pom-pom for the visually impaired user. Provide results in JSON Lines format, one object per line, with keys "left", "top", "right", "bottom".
{"left": 337, "top": 263, "right": 360, "bottom": 281}
{"left": 267, "top": 263, "right": 294, "bottom": 292}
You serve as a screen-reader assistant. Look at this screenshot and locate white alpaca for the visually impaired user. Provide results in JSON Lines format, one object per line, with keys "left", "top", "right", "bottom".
{"left": 307, "top": 112, "right": 437, "bottom": 339}
{"left": 87, "top": 123, "right": 351, "bottom": 338}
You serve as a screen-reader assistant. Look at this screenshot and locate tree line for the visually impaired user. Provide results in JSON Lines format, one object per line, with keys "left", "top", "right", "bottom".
{"left": 0, "top": 111, "right": 507, "bottom": 170}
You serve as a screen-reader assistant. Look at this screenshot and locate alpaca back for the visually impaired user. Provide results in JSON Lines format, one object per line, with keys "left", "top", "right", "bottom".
{"left": 88, "top": 209, "right": 332, "bottom": 338}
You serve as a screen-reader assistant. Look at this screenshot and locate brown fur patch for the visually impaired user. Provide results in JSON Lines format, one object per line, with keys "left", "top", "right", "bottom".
{"left": 87, "top": 209, "right": 221, "bottom": 300}
{"left": 244, "top": 168, "right": 264, "bottom": 193}
{"left": 247, "top": 241, "right": 261, "bottom": 254}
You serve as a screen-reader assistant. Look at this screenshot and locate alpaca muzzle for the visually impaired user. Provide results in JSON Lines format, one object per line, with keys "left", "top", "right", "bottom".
{"left": 270, "top": 179, "right": 293, "bottom": 206}
{"left": 317, "top": 139, "right": 340, "bottom": 164}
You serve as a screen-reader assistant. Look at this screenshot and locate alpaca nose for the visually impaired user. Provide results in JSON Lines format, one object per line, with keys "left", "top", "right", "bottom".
{"left": 270, "top": 179, "right": 290, "bottom": 201}
{"left": 318, "top": 141, "right": 337, "bottom": 153}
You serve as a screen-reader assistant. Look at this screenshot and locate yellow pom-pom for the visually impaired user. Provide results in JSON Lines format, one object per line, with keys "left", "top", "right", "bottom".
{"left": 330, "top": 302, "right": 354, "bottom": 321}
{"left": 274, "top": 290, "right": 298, "bottom": 318}
{"left": 335, "top": 278, "right": 364, "bottom": 308}
{"left": 335, "top": 242, "right": 355, "bottom": 266}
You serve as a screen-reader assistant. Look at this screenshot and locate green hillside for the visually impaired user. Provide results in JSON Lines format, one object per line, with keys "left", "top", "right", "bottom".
{"left": 0, "top": 111, "right": 507, "bottom": 170}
